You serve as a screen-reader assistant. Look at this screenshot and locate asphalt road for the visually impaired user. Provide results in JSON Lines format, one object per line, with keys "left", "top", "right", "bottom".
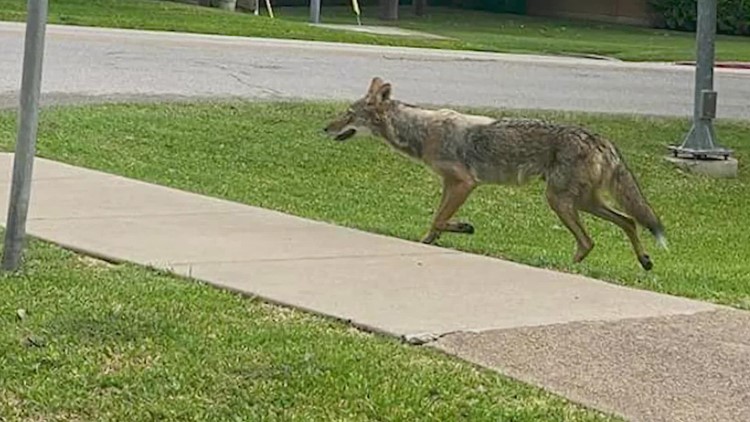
{"left": 1, "top": 22, "right": 749, "bottom": 119}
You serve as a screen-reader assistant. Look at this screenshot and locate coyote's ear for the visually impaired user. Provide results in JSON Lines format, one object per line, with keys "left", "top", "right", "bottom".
{"left": 368, "top": 82, "right": 392, "bottom": 105}
{"left": 376, "top": 83, "right": 392, "bottom": 102}
{"left": 367, "top": 77, "right": 385, "bottom": 95}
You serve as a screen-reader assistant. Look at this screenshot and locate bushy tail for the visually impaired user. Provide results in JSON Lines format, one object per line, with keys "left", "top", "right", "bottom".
{"left": 610, "top": 164, "right": 668, "bottom": 249}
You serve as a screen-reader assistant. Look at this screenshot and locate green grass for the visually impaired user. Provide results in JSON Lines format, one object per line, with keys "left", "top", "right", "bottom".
{"left": 0, "top": 101, "right": 748, "bottom": 310}
{"left": 0, "top": 238, "right": 619, "bottom": 421}
{"left": 0, "top": 0, "right": 466, "bottom": 50}
{"left": 282, "top": 5, "right": 750, "bottom": 61}
{"left": 1, "top": 0, "right": 750, "bottom": 61}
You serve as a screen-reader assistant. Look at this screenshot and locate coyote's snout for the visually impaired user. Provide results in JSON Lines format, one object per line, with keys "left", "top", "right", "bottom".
{"left": 324, "top": 77, "right": 667, "bottom": 271}
{"left": 323, "top": 89, "right": 384, "bottom": 142}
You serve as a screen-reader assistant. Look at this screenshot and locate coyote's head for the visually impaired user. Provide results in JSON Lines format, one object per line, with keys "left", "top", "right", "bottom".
{"left": 323, "top": 77, "right": 392, "bottom": 142}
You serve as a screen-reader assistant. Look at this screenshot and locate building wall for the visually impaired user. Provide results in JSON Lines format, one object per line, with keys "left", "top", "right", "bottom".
{"left": 526, "top": 0, "right": 657, "bottom": 26}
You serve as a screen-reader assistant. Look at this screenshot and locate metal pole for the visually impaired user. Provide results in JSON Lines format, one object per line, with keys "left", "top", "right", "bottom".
{"left": 669, "top": 0, "right": 731, "bottom": 160}
{"left": 693, "top": 0, "right": 715, "bottom": 122}
{"left": 310, "top": 0, "right": 321, "bottom": 24}
{"left": 2, "top": 0, "right": 48, "bottom": 272}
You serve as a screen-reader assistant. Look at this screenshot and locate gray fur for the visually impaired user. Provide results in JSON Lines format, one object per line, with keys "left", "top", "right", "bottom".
{"left": 324, "top": 77, "right": 666, "bottom": 271}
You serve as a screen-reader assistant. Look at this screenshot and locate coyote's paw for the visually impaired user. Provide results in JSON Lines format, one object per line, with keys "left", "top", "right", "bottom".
{"left": 638, "top": 254, "right": 654, "bottom": 271}
{"left": 421, "top": 231, "right": 441, "bottom": 245}
{"left": 454, "top": 222, "right": 475, "bottom": 234}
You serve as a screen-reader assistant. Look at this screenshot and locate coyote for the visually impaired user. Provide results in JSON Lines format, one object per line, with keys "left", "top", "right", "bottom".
{"left": 323, "top": 77, "right": 666, "bottom": 270}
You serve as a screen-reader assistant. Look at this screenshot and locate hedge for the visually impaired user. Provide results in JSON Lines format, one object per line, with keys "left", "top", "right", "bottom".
{"left": 649, "top": 0, "right": 750, "bottom": 35}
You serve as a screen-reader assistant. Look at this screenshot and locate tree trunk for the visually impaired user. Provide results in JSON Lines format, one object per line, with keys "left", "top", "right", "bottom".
{"left": 379, "top": 0, "right": 399, "bottom": 20}
{"left": 413, "top": 0, "right": 427, "bottom": 16}
{"left": 216, "top": 0, "right": 237, "bottom": 11}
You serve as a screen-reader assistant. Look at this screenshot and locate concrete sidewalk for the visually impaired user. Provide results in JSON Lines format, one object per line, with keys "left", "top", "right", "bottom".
{"left": 1, "top": 153, "right": 748, "bottom": 421}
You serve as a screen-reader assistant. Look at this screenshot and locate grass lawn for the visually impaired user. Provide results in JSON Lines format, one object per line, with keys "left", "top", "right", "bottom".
{"left": 1, "top": 0, "right": 750, "bottom": 61}
{"left": 0, "top": 238, "right": 619, "bottom": 421}
{"left": 0, "top": 101, "right": 748, "bottom": 311}
{"left": 281, "top": 6, "right": 750, "bottom": 62}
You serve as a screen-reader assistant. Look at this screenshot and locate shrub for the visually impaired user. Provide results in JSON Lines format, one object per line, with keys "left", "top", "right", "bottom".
{"left": 649, "top": 0, "right": 750, "bottom": 35}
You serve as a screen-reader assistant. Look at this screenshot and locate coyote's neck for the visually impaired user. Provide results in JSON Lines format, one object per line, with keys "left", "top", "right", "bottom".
{"left": 379, "top": 102, "right": 430, "bottom": 159}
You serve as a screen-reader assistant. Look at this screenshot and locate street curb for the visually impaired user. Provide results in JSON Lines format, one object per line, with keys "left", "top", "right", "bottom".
{"left": 675, "top": 61, "right": 750, "bottom": 70}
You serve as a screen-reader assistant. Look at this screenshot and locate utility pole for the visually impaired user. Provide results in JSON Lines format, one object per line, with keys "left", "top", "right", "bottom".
{"left": 2, "top": 0, "right": 48, "bottom": 271}
{"left": 310, "top": 0, "right": 321, "bottom": 23}
{"left": 669, "top": 0, "right": 731, "bottom": 160}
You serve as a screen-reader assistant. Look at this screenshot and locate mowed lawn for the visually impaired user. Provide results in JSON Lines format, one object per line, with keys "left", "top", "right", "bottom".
{"left": 0, "top": 101, "right": 748, "bottom": 310}
{"left": 280, "top": 5, "right": 750, "bottom": 62}
{"left": 1, "top": 0, "right": 750, "bottom": 61}
{"left": 0, "top": 238, "right": 619, "bottom": 421}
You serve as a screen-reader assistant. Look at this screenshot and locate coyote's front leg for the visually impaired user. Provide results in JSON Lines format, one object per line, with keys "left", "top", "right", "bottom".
{"left": 421, "top": 174, "right": 476, "bottom": 244}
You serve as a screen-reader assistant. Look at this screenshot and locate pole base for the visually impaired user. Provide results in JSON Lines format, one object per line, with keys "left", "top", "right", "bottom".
{"left": 668, "top": 145, "right": 733, "bottom": 160}
{"left": 669, "top": 120, "right": 732, "bottom": 160}
{"left": 664, "top": 155, "right": 738, "bottom": 178}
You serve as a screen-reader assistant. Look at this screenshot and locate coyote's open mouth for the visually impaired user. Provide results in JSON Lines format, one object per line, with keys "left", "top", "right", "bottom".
{"left": 335, "top": 128, "right": 357, "bottom": 141}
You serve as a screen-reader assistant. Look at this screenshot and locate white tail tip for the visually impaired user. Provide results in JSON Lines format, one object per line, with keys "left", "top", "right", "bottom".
{"left": 655, "top": 233, "right": 668, "bottom": 250}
